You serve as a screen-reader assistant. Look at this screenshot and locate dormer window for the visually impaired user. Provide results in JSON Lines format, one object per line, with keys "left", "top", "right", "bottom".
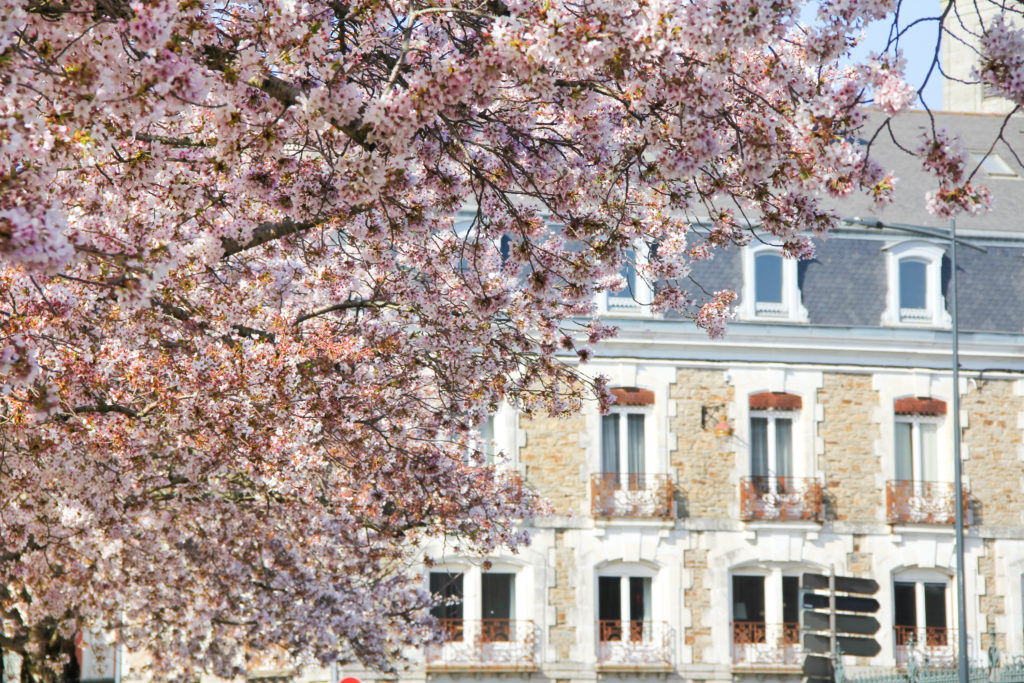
{"left": 882, "top": 242, "right": 951, "bottom": 328}
{"left": 601, "top": 242, "right": 653, "bottom": 315}
{"left": 739, "top": 244, "right": 808, "bottom": 322}
{"left": 754, "top": 252, "right": 784, "bottom": 314}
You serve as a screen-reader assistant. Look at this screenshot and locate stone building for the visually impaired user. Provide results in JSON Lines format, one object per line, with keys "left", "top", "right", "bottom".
{"left": 86, "top": 111, "right": 1024, "bottom": 683}
{"left": 382, "top": 109, "right": 1024, "bottom": 683}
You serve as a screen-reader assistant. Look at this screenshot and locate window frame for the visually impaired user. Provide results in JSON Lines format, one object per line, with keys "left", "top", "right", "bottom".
{"left": 893, "top": 414, "right": 942, "bottom": 483}
{"left": 598, "top": 240, "right": 654, "bottom": 316}
{"left": 739, "top": 243, "right": 808, "bottom": 322}
{"left": 882, "top": 242, "right": 951, "bottom": 328}
{"left": 749, "top": 410, "right": 796, "bottom": 481}
{"left": 600, "top": 407, "right": 652, "bottom": 482}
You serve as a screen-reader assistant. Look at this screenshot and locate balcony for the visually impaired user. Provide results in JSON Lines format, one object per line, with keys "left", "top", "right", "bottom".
{"left": 597, "top": 620, "right": 672, "bottom": 670}
{"left": 886, "top": 480, "right": 968, "bottom": 525}
{"left": 894, "top": 626, "right": 956, "bottom": 667}
{"left": 739, "top": 476, "right": 823, "bottom": 522}
{"left": 425, "top": 619, "right": 536, "bottom": 671}
{"left": 591, "top": 473, "right": 674, "bottom": 519}
{"left": 731, "top": 622, "right": 801, "bottom": 669}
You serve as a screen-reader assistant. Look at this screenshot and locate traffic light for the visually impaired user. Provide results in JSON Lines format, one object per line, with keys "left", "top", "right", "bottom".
{"left": 802, "top": 571, "right": 882, "bottom": 682}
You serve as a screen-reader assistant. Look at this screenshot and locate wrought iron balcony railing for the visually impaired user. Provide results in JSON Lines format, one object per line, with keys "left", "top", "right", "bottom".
{"left": 591, "top": 473, "right": 674, "bottom": 519}
{"left": 597, "top": 620, "right": 672, "bottom": 669}
{"left": 425, "top": 619, "right": 536, "bottom": 671}
{"left": 886, "top": 480, "right": 968, "bottom": 525}
{"left": 731, "top": 622, "right": 801, "bottom": 668}
{"left": 739, "top": 476, "right": 823, "bottom": 522}
{"left": 894, "top": 626, "right": 957, "bottom": 667}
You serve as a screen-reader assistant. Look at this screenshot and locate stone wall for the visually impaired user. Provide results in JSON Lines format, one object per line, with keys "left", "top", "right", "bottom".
{"left": 548, "top": 530, "right": 577, "bottom": 661}
{"left": 817, "top": 373, "right": 883, "bottom": 522}
{"left": 520, "top": 413, "right": 588, "bottom": 517}
{"left": 669, "top": 369, "right": 734, "bottom": 519}
{"left": 683, "top": 538, "right": 711, "bottom": 663}
{"left": 962, "top": 378, "right": 1024, "bottom": 527}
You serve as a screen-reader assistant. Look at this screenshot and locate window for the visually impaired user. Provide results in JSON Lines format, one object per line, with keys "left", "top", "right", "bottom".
{"left": 739, "top": 245, "right": 808, "bottom": 322}
{"left": 730, "top": 572, "right": 801, "bottom": 666}
{"left": 894, "top": 416, "right": 939, "bottom": 483}
{"left": 751, "top": 413, "right": 792, "bottom": 481}
{"left": 887, "top": 397, "right": 955, "bottom": 524}
{"left": 481, "top": 573, "right": 515, "bottom": 641}
{"left": 748, "top": 392, "right": 802, "bottom": 493}
{"left": 598, "top": 575, "right": 652, "bottom": 642}
{"left": 882, "top": 242, "right": 951, "bottom": 328}
{"left": 600, "top": 242, "right": 653, "bottom": 315}
{"left": 970, "top": 151, "right": 1020, "bottom": 180}
{"left": 893, "top": 574, "right": 953, "bottom": 666}
{"left": 754, "top": 252, "right": 784, "bottom": 314}
{"left": 430, "top": 571, "right": 465, "bottom": 640}
{"left": 601, "top": 412, "right": 646, "bottom": 485}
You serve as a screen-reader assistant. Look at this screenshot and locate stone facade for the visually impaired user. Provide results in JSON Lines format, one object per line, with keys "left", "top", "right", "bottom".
{"left": 519, "top": 413, "right": 588, "bottom": 517}
{"left": 669, "top": 369, "right": 734, "bottom": 519}
{"left": 962, "top": 379, "right": 1024, "bottom": 527}
{"left": 817, "top": 373, "right": 883, "bottom": 522}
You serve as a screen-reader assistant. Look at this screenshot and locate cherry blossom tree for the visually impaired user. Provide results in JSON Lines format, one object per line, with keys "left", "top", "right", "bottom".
{"left": 2, "top": 0, "right": 1023, "bottom": 680}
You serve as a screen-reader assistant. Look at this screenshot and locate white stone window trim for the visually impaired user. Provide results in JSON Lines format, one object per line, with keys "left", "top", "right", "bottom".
{"left": 598, "top": 240, "right": 654, "bottom": 317}
{"left": 881, "top": 241, "right": 952, "bottom": 328}
{"left": 738, "top": 243, "right": 808, "bottom": 322}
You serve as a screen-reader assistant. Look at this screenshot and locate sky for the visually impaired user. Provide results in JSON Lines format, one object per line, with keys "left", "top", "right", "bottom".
{"left": 804, "top": 1, "right": 945, "bottom": 110}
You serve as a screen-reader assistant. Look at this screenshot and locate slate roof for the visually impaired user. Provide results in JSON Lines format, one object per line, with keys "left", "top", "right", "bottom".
{"left": 675, "top": 111, "right": 1024, "bottom": 335}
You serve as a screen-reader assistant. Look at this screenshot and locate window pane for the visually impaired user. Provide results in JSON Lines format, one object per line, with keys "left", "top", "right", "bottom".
{"left": 430, "top": 572, "right": 464, "bottom": 621}
{"left": 755, "top": 253, "right": 783, "bottom": 304}
{"left": 750, "top": 417, "right": 768, "bottom": 478}
{"left": 893, "top": 581, "right": 916, "bottom": 627}
{"left": 899, "top": 260, "right": 927, "bottom": 309}
{"left": 775, "top": 418, "right": 793, "bottom": 478}
{"left": 627, "top": 414, "right": 645, "bottom": 479}
{"left": 732, "top": 575, "right": 765, "bottom": 623}
{"left": 924, "top": 583, "right": 947, "bottom": 629}
{"left": 629, "top": 576, "right": 652, "bottom": 622}
{"left": 601, "top": 415, "right": 620, "bottom": 474}
{"left": 482, "top": 573, "right": 515, "bottom": 621}
{"left": 782, "top": 576, "right": 799, "bottom": 624}
{"left": 599, "top": 576, "right": 622, "bottom": 622}
{"left": 480, "top": 416, "right": 495, "bottom": 463}
{"left": 920, "top": 423, "right": 938, "bottom": 482}
{"left": 895, "top": 421, "right": 913, "bottom": 480}
{"left": 614, "top": 248, "right": 637, "bottom": 296}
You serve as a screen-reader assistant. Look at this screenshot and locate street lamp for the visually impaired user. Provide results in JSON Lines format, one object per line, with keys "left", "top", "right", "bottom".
{"left": 844, "top": 216, "right": 986, "bottom": 683}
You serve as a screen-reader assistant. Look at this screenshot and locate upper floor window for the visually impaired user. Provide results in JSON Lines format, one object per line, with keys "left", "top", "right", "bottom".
{"left": 600, "top": 242, "right": 653, "bottom": 315}
{"left": 600, "top": 387, "right": 654, "bottom": 480}
{"left": 882, "top": 242, "right": 951, "bottom": 328}
{"left": 887, "top": 397, "right": 960, "bottom": 525}
{"left": 739, "top": 245, "right": 808, "bottom": 322}
{"left": 748, "top": 392, "right": 801, "bottom": 483}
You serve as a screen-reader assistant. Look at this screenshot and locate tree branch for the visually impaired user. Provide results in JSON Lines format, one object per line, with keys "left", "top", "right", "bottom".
{"left": 294, "top": 299, "right": 395, "bottom": 325}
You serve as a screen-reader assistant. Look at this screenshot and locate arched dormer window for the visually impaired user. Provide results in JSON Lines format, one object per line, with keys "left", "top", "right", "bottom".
{"left": 739, "top": 244, "right": 808, "bottom": 322}
{"left": 882, "top": 242, "right": 951, "bottom": 328}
